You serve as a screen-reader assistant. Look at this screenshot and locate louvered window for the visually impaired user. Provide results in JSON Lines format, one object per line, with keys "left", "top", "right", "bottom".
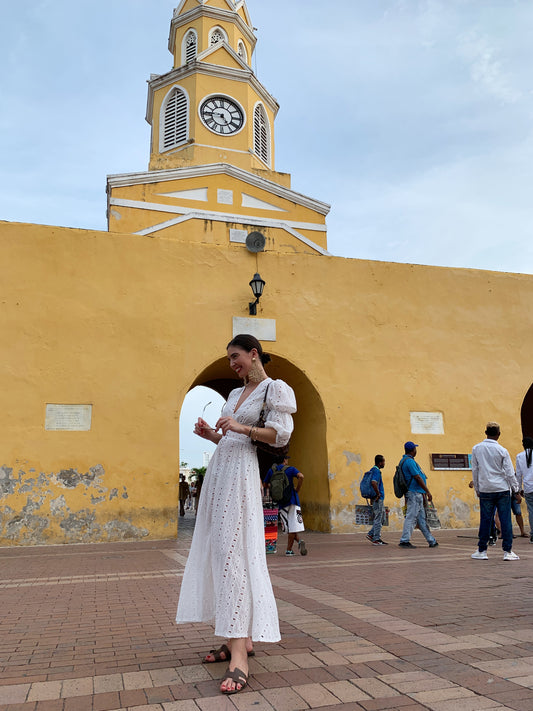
{"left": 254, "top": 104, "right": 270, "bottom": 165}
{"left": 163, "top": 88, "right": 188, "bottom": 150}
{"left": 210, "top": 28, "right": 225, "bottom": 45}
{"left": 184, "top": 30, "right": 197, "bottom": 63}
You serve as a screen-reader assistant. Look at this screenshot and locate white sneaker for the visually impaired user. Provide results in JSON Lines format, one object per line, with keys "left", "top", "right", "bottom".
{"left": 503, "top": 551, "right": 520, "bottom": 561}
{"left": 471, "top": 550, "right": 488, "bottom": 560}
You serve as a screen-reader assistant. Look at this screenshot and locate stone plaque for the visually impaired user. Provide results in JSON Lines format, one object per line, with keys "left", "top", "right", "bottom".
{"left": 45, "top": 404, "right": 92, "bottom": 431}
{"left": 432, "top": 453, "right": 471, "bottom": 470}
{"left": 229, "top": 228, "right": 247, "bottom": 243}
{"left": 232, "top": 317, "right": 276, "bottom": 341}
{"left": 410, "top": 411, "right": 444, "bottom": 435}
{"left": 217, "top": 189, "right": 233, "bottom": 205}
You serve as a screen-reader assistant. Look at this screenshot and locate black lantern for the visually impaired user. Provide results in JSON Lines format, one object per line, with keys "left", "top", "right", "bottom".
{"left": 248, "top": 272, "right": 266, "bottom": 315}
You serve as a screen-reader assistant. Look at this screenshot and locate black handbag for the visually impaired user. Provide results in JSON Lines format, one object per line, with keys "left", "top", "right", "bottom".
{"left": 252, "top": 383, "right": 290, "bottom": 458}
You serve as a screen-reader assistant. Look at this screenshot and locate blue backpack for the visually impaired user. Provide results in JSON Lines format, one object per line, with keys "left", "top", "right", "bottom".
{"left": 360, "top": 469, "right": 377, "bottom": 500}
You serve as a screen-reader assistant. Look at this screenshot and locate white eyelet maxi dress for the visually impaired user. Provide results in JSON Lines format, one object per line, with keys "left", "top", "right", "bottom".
{"left": 176, "top": 378, "right": 296, "bottom": 642}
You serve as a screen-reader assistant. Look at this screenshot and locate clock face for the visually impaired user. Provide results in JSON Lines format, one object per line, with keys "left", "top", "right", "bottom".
{"left": 200, "top": 96, "right": 245, "bottom": 135}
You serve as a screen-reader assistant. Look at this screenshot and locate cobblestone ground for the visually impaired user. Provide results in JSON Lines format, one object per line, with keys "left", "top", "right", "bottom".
{"left": 2, "top": 514, "right": 533, "bottom": 711}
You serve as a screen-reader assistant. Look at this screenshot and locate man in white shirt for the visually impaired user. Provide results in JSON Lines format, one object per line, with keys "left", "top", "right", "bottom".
{"left": 471, "top": 422, "right": 520, "bottom": 561}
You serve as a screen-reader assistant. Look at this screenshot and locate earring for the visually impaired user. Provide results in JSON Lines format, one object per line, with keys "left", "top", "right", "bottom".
{"left": 248, "top": 357, "right": 264, "bottom": 383}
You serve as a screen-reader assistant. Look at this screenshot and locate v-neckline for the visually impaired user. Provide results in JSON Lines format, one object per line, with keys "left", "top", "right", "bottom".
{"left": 234, "top": 379, "right": 269, "bottom": 414}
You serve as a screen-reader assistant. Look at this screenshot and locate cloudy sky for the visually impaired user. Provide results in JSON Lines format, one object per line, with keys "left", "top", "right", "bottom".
{"left": 2, "top": 0, "right": 532, "bottom": 465}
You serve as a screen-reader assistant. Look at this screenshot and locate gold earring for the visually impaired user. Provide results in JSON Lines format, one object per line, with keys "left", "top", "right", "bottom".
{"left": 248, "top": 357, "right": 264, "bottom": 383}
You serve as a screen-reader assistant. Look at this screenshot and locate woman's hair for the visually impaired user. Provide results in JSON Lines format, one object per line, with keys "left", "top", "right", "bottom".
{"left": 227, "top": 334, "right": 271, "bottom": 365}
{"left": 523, "top": 436, "right": 533, "bottom": 468}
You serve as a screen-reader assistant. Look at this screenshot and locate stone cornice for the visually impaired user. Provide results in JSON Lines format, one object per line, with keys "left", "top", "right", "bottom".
{"left": 145, "top": 62, "right": 279, "bottom": 124}
{"left": 107, "top": 163, "right": 331, "bottom": 217}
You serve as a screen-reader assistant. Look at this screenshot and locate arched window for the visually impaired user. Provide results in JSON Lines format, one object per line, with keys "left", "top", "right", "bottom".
{"left": 210, "top": 27, "right": 227, "bottom": 46}
{"left": 253, "top": 103, "right": 270, "bottom": 165}
{"left": 161, "top": 87, "right": 188, "bottom": 151}
{"left": 237, "top": 40, "right": 248, "bottom": 63}
{"left": 182, "top": 29, "right": 197, "bottom": 64}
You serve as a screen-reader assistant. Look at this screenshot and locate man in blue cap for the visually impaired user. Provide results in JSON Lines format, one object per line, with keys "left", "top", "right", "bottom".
{"left": 398, "top": 442, "right": 438, "bottom": 549}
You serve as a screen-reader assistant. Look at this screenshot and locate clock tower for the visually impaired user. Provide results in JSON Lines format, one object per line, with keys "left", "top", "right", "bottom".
{"left": 147, "top": 0, "right": 279, "bottom": 176}
{"left": 107, "top": 0, "right": 330, "bottom": 256}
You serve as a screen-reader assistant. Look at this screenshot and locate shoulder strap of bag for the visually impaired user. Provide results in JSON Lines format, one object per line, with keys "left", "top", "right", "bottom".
{"left": 258, "top": 382, "right": 271, "bottom": 421}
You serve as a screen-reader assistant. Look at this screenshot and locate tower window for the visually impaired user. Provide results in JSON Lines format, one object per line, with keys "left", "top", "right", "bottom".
{"left": 254, "top": 103, "right": 270, "bottom": 166}
{"left": 162, "top": 87, "right": 188, "bottom": 151}
{"left": 210, "top": 27, "right": 227, "bottom": 45}
{"left": 238, "top": 40, "right": 248, "bottom": 63}
{"left": 183, "top": 30, "right": 197, "bottom": 64}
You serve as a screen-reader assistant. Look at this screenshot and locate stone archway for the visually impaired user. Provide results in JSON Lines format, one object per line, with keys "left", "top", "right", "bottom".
{"left": 187, "top": 355, "right": 330, "bottom": 532}
{"left": 521, "top": 383, "right": 533, "bottom": 438}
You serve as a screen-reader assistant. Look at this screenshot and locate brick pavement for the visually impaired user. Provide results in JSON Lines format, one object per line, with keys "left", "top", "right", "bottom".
{"left": 1, "top": 514, "right": 533, "bottom": 710}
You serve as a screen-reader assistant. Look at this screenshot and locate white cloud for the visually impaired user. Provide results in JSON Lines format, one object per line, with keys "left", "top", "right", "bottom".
{"left": 458, "top": 29, "right": 522, "bottom": 104}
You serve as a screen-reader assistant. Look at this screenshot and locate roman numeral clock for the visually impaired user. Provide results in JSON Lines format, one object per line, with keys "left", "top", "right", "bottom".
{"left": 199, "top": 95, "right": 245, "bottom": 135}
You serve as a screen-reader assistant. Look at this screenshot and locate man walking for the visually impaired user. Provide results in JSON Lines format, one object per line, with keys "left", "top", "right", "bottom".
{"left": 398, "top": 442, "right": 438, "bottom": 549}
{"left": 471, "top": 422, "right": 521, "bottom": 561}
{"left": 264, "top": 457, "right": 308, "bottom": 556}
{"left": 365, "top": 455, "right": 387, "bottom": 545}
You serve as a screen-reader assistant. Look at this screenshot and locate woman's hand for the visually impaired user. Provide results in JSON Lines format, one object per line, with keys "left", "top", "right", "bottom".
{"left": 215, "top": 416, "right": 247, "bottom": 436}
{"left": 194, "top": 417, "right": 218, "bottom": 442}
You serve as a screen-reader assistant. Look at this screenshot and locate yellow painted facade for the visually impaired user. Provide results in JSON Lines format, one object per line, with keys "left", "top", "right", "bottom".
{"left": 1, "top": 0, "right": 533, "bottom": 545}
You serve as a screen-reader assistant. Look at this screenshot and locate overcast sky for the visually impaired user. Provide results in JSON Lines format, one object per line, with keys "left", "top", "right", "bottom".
{"left": 2, "top": 1, "right": 532, "bottom": 465}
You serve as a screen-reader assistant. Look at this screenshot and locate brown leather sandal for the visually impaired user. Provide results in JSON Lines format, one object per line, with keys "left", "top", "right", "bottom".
{"left": 203, "top": 644, "right": 255, "bottom": 663}
{"left": 203, "top": 643, "right": 231, "bottom": 663}
{"left": 220, "top": 666, "right": 248, "bottom": 695}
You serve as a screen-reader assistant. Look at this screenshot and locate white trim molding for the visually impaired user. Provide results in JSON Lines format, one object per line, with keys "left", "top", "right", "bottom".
{"left": 108, "top": 197, "right": 330, "bottom": 255}
{"left": 107, "top": 163, "right": 330, "bottom": 216}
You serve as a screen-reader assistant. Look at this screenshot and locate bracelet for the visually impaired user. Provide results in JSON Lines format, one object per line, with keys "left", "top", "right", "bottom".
{"left": 249, "top": 426, "right": 255, "bottom": 440}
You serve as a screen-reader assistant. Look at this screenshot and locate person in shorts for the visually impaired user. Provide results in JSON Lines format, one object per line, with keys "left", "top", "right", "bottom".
{"left": 264, "top": 457, "right": 307, "bottom": 556}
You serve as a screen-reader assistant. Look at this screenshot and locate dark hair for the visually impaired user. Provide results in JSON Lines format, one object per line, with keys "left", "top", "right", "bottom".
{"left": 226, "top": 334, "right": 271, "bottom": 365}
{"left": 375, "top": 454, "right": 385, "bottom": 465}
{"left": 485, "top": 424, "right": 500, "bottom": 438}
{"left": 523, "top": 436, "right": 533, "bottom": 468}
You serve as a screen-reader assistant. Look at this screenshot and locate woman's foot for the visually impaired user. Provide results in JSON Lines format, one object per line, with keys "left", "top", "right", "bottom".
{"left": 204, "top": 638, "right": 254, "bottom": 664}
{"left": 204, "top": 644, "right": 231, "bottom": 663}
{"left": 220, "top": 666, "right": 248, "bottom": 695}
{"left": 220, "top": 639, "right": 249, "bottom": 694}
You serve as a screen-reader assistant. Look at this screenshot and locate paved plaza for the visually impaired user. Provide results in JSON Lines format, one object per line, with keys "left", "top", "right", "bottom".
{"left": 2, "top": 514, "right": 533, "bottom": 711}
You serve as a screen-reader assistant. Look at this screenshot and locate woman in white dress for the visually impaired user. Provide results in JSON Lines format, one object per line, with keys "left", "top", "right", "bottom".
{"left": 176, "top": 334, "right": 296, "bottom": 694}
{"left": 517, "top": 437, "right": 533, "bottom": 540}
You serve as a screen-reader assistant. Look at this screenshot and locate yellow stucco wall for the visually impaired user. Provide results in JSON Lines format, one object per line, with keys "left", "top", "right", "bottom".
{"left": 1, "top": 219, "right": 532, "bottom": 545}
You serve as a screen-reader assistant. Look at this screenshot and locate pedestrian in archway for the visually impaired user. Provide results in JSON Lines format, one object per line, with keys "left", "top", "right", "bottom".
{"left": 178, "top": 474, "right": 189, "bottom": 517}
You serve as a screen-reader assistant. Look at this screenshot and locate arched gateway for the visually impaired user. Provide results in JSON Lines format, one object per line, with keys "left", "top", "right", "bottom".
{"left": 187, "top": 354, "right": 330, "bottom": 532}
{"left": 521, "top": 383, "right": 533, "bottom": 438}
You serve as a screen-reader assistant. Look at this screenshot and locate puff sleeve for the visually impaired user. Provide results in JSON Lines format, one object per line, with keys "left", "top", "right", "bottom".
{"left": 264, "top": 379, "right": 297, "bottom": 447}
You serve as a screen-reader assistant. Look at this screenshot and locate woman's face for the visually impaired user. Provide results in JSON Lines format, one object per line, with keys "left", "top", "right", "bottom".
{"left": 227, "top": 345, "right": 255, "bottom": 379}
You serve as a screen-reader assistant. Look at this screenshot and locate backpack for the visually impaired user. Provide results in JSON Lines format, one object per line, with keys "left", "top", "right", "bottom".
{"left": 393, "top": 460, "right": 410, "bottom": 498}
{"left": 269, "top": 464, "right": 292, "bottom": 507}
{"left": 359, "top": 469, "right": 377, "bottom": 499}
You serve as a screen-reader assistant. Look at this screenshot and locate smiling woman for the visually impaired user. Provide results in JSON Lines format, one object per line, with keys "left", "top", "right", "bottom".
{"left": 175, "top": 334, "right": 297, "bottom": 694}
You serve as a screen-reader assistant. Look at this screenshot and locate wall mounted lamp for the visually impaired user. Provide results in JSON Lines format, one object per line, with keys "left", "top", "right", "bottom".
{"left": 249, "top": 272, "right": 266, "bottom": 315}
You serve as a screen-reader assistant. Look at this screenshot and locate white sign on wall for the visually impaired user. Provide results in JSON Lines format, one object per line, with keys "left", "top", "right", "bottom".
{"left": 232, "top": 317, "right": 276, "bottom": 341}
{"left": 45, "top": 404, "right": 92, "bottom": 431}
{"left": 410, "top": 411, "right": 444, "bottom": 435}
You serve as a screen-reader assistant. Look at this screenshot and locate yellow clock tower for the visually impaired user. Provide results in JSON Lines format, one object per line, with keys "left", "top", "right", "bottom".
{"left": 107, "top": 0, "right": 330, "bottom": 256}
